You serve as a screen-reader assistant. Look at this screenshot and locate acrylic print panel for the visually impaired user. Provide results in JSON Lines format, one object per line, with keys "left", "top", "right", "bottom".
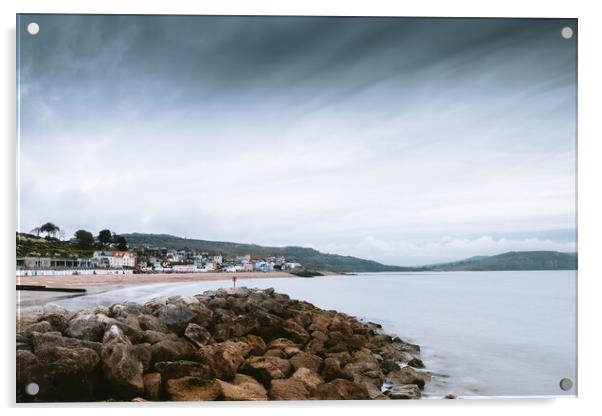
{"left": 16, "top": 14, "right": 577, "bottom": 402}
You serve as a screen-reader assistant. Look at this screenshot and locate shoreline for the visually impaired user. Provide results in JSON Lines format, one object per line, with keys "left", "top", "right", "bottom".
{"left": 16, "top": 271, "right": 340, "bottom": 310}
{"left": 16, "top": 271, "right": 302, "bottom": 289}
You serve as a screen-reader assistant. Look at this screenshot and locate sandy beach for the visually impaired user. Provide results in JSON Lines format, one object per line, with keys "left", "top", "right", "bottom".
{"left": 16, "top": 271, "right": 301, "bottom": 310}
{"left": 17, "top": 271, "right": 297, "bottom": 289}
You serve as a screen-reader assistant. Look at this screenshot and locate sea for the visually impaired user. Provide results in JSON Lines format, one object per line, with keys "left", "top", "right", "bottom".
{"left": 52, "top": 270, "right": 577, "bottom": 398}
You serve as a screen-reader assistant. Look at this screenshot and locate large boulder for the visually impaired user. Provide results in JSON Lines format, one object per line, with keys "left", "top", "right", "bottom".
{"left": 21, "top": 346, "right": 100, "bottom": 402}
{"left": 385, "top": 384, "right": 422, "bottom": 399}
{"left": 151, "top": 338, "right": 196, "bottom": 363}
{"left": 154, "top": 360, "right": 212, "bottom": 382}
{"left": 65, "top": 314, "right": 105, "bottom": 342}
{"left": 23, "top": 321, "right": 53, "bottom": 338}
{"left": 16, "top": 349, "right": 38, "bottom": 385}
{"left": 281, "top": 319, "right": 310, "bottom": 344}
{"left": 137, "top": 314, "right": 170, "bottom": 333}
{"left": 95, "top": 314, "right": 145, "bottom": 344}
{"left": 100, "top": 325, "right": 145, "bottom": 399}
{"left": 269, "top": 379, "right": 311, "bottom": 400}
{"left": 289, "top": 351, "right": 323, "bottom": 373}
{"left": 240, "top": 356, "right": 292, "bottom": 387}
{"left": 245, "top": 334, "right": 267, "bottom": 356}
{"left": 155, "top": 303, "right": 197, "bottom": 334}
{"left": 321, "top": 357, "right": 354, "bottom": 382}
{"left": 315, "top": 379, "right": 370, "bottom": 400}
{"left": 386, "top": 366, "right": 431, "bottom": 390}
{"left": 188, "top": 303, "right": 214, "bottom": 327}
{"left": 194, "top": 341, "right": 249, "bottom": 380}
{"left": 184, "top": 323, "right": 212, "bottom": 347}
{"left": 143, "top": 330, "right": 171, "bottom": 344}
{"left": 291, "top": 367, "right": 324, "bottom": 391}
{"left": 216, "top": 374, "right": 268, "bottom": 401}
{"left": 165, "top": 377, "right": 222, "bottom": 401}
{"left": 30, "top": 331, "right": 102, "bottom": 355}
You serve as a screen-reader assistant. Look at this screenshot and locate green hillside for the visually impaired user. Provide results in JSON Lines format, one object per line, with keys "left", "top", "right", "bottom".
{"left": 422, "top": 251, "right": 577, "bottom": 271}
{"left": 122, "top": 233, "right": 409, "bottom": 273}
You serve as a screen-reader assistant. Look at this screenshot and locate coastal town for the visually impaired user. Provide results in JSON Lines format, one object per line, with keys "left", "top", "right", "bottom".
{"left": 16, "top": 224, "right": 303, "bottom": 277}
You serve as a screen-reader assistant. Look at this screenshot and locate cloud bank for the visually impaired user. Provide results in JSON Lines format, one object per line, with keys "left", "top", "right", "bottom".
{"left": 17, "top": 16, "right": 577, "bottom": 265}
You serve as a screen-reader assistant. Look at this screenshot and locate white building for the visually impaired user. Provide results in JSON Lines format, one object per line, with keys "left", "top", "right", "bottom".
{"left": 111, "top": 250, "right": 136, "bottom": 268}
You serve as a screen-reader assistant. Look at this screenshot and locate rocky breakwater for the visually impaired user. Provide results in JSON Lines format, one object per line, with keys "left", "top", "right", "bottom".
{"left": 16, "top": 287, "right": 430, "bottom": 402}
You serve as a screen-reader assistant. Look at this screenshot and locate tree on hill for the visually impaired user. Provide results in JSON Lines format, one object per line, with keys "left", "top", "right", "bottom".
{"left": 74, "top": 230, "right": 95, "bottom": 249}
{"left": 40, "top": 222, "right": 61, "bottom": 238}
{"left": 98, "top": 229, "right": 113, "bottom": 245}
{"left": 115, "top": 236, "right": 128, "bottom": 250}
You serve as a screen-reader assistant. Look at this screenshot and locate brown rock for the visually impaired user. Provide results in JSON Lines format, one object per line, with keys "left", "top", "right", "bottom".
{"left": 101, "top": 325, "right": 145, "bottom": 400}
{"left": 268, "top": 338, "right": 297, "bottom": 350}
{"left": 407, "top": 357, "right": 425, "bottom": 369}
{"left": 264, "top": 348, "right": 286, "bottom": 358}
{"left": 16, "top": 349, "right": 38, "bottom": 385}
{"left": 143, "top": 372, "right": 162, "bottom": 401}
{"left": 291, "top": 367, "right": 324, "bottom": 391}
{"left": 151, "top": 338, "right": 195, "bottom": 363}
{"left": 241, "top": 356, "right": 292, "bottom": 387}
{"left": 321, "top": 357, "right": 354, "bottom": 382}
{"left": 386, "top": 384, "right": 421, "bottom": 399}
{"left": 30, "top": 331, "right": 102, "bottom": 355}
{"left": 38, "top": 313, "right": 69, "bottom": 333}
{"left": 315, "top": 379, "right": 370, "bottom": 400}
{"left": 65, "top": 314, "right": 105, "bottom": 342}
{"left": 304, "top": 339, "right": 326, "bottom": 356}
{"left": 245, "top": 334, "right": 267, "bottom": 356}
{"left": 166, "top": 377, "right": 222, "bottom": 401}
{"left": 188, "top": 303, "right": 214, "bottom": 327}
{"left": 194, "top": 341, "right": 248, "bottom": 380}
{"left": 154, "top": 360, "right": 212, "bottom": 382}
{"left": 184, "top": 323, "right": 212, "bottom": 347}
{"left": 289, "top": 351, "right": 323, "bottom": 373}
{"left": 23, "top": 321, "right": 53, "bottom": 338}
{"left": 137, "top": 314, "right": 170, "bottom": 333}
{"left": 269, "top": 378, "right": 310, "bottom": 400}
{"left": 21, "top": 345, "right": 100, "bottom": 402}
{"left": 142, "top": 330, "right": 170, "bottom": 344}
{"left": 281, "top": 319, "right": 310, "bottom": 344}
{"left": 217, "top": 375, "right": 268, "bottom": 401}
{"left": 324, "top": 351, "right": 352, "bottom": 367}
{"left": 156, "top": 303, "right": 197, "bottom": 334}
{"left": 386, "top": 366, "right": 431, "bottom": 390}
{"left": 283, "top": 346, "right": 301, "bottom": 357}
{"left": 311, "top": 330, "right": 329, "bottom": 343}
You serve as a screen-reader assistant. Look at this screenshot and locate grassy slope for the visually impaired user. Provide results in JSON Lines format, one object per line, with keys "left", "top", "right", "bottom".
{"left": 423, "top": 251, "right": 577, "bottom": 271}
{"left": 122, "top": 233, "right": 409, "bottom": 273}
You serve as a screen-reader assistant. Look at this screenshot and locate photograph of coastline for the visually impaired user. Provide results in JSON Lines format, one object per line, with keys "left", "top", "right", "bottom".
{"left": 16, "top": 15, "right": 577, "bottom": 401}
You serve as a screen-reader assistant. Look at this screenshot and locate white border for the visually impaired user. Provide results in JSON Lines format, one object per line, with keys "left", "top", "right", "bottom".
{"left": 2, "top": 1, "right": 601, "bottom": 415}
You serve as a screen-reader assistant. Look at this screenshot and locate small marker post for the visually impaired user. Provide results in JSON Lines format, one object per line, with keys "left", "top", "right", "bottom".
{"left": 232, "top": 275, "right": 237, "bottom": 289}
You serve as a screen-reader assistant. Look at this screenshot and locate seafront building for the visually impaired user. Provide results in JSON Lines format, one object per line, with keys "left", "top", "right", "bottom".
{"left": 17, "top": 246, "right": 302, "bottom": 276}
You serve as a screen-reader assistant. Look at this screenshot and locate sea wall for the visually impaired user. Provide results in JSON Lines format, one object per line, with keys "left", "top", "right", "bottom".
{"left": 16, "top": 287, "right": 430, "bottom": 402}
{"left": 17, "top": 269, "right": 135, "bottom": 277}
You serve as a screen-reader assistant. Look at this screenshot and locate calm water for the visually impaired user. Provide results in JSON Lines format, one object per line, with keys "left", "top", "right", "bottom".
{"left": 53, "top": 271, "right": 577, "bottom": 398}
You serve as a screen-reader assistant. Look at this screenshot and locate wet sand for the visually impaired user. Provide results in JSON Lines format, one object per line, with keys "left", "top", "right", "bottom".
{"left": 17, "top": 271, "right": 296, "bottom": 288}
{"left": 16, "top": 271, "right": 298, "bottom": 311}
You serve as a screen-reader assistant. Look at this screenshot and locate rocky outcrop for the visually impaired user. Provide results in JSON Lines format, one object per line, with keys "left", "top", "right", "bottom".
{"left": 16, "top": 287, "right": 428, "bottom": 402}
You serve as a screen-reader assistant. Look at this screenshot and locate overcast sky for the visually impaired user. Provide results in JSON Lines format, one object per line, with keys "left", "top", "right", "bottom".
{"left": 17, "top": 15, "right": 577, "bottom": 266}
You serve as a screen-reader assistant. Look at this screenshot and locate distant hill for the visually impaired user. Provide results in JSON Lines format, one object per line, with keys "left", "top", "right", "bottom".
{"left": 121, "top": 233, "right": 409, "bottom": 273}
{"left": 421, "top": 251, "right": 577, "bottom": 271}
{"left": 18, "top": 231, "right": 577, "bottom": 272}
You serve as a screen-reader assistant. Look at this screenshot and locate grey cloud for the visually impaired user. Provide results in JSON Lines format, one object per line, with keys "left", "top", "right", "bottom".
{"left": 17, "top": 15, "right": 577, "bottom": 265}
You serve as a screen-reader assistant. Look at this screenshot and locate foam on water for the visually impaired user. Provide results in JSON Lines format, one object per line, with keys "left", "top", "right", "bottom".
{"left": 54, "top": 271, "right": 577, "bottom": 398}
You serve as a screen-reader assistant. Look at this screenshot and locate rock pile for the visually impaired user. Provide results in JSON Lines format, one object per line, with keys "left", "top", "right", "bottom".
{"left": 16, "top": 287, "right": 430, "bottom": 402}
